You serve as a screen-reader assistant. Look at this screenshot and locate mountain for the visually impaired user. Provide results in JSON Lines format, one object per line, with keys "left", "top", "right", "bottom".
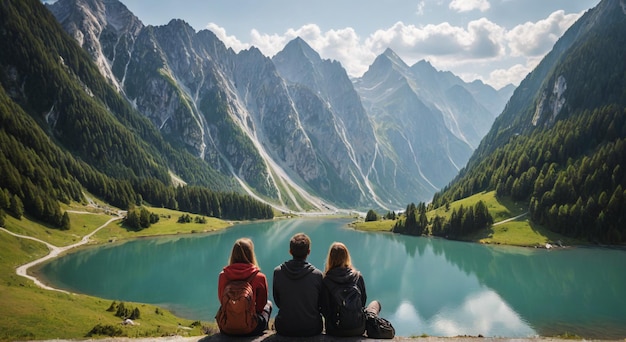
{"left": 45, "top": 0, "right": 143, "bottom": 92}
{"left": 45, "top": 0, "right": 509, "bottom": 210}
{"left": 356, "top": 50, "right": 507, "bottom": 150}
{"left": 353, "top": 48, "right": 509, "bottom": 191}
{"left": 49, "top": 0, "right": 378, "bottom": 209}
{"left": 432, "top": 0, "right": 626, "bottom": 243}
{"left": 0, "top": 0, "right": 273, "bottom": 227}
{"left": 272, "top": 38, "right": 383, "bottom": 206}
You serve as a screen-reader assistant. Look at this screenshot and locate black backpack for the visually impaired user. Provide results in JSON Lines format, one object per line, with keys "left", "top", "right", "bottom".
{"left": 365, "top": 310, "right": 395, "bottom": 339}
{"left": 327, "top": 279, "right": 366, "bottom": 335}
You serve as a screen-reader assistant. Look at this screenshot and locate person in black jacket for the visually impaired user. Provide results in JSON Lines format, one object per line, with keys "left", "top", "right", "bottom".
{"left": 272, "top": 233, "right": 324, "bottom": 337}
{"left": 321, "top": 242, "right": 382, "bottom": 337}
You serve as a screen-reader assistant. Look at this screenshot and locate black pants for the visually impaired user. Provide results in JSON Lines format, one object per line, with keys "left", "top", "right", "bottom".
{"left": 249, "top": 300, "right": 273, "bottom": 336}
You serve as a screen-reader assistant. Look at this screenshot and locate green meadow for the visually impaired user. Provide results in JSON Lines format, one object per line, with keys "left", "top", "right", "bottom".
{"left": 0, "top": 205, "right": 228, "bottom": 341}
{"left": 353, "top": 191, "right": 577, "bottom": 247}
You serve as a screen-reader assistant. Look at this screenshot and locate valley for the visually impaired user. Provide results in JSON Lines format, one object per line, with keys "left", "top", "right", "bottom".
{"left": 1, "top": 0, "right": 626, "bottom": 339}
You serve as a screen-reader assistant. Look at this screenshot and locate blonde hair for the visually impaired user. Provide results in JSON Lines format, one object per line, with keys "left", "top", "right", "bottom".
{"left": 324, "top": 242, "right": 353, "bottom": 274}
{"left": 229, "top": 238, "right": 259, "bottom": 268}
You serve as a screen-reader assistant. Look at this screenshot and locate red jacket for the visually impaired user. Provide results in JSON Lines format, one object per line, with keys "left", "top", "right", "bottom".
{"left": 218, "top": 263, "right": 268, "bottom": 314}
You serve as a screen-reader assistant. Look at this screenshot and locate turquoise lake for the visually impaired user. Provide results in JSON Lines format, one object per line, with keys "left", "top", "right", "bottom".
{"left": 39, "top": 218, "right": 626, "bottom": 338}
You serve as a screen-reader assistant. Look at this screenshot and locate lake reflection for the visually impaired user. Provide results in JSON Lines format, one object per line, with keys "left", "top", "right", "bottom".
{"left": 40, "top": 219, "right": 626, "bottom": 338}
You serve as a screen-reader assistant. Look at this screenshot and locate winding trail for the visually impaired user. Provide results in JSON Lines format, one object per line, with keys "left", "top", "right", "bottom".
{"left": 0, "top": 213, "right": 122, "bottom": 294}
{"left": 493, "top": 212, "right": 528, "bottom": 226}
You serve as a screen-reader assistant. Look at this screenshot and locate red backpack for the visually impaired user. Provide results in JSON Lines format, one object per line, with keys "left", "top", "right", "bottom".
{"left": 215, "top": 274, "right": 258, "bottom": 335}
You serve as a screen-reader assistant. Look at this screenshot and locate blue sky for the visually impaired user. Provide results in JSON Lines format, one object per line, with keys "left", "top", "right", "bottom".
{"left": 120, "top": 0, "right": 600, "bottom": 89}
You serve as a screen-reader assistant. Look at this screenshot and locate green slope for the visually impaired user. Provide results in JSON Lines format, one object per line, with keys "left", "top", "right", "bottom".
{"left": 431, "top": 0, "right": 626, "bottom": 244}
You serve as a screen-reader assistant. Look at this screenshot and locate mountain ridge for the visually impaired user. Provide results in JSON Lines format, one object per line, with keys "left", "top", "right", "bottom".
{"left": 41, "top": 0, "right": 511, "bottom": 211}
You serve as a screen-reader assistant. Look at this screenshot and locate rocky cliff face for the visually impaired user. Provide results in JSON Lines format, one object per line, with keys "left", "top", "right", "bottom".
{"left": 48, "top": 0, "right": 510, "bottom": 210}
{"left": 48, "top": 0, "right": 143, "bottom": 92}
{"left": 355, "top": 49, "right": 494, "bottom": 192}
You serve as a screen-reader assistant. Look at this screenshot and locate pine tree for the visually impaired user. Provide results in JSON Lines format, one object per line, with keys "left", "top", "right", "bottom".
{"left": 365, "top": 209, "right": 379, "bottom": 222}
{"left": 61, "top": 212, "right": 70, "bottom": 230}
{"left": 9, "top": 195, "right": 23, "bottom": 219}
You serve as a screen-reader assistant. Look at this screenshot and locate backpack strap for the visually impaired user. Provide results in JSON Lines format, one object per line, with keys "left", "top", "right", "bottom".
{"left": 244, "top": 271, "right": 258, "bottom": 284}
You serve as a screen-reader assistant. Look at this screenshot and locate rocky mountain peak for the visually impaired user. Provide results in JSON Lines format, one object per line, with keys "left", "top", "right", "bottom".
{"left": 283, "top": 37, "right": 322, "bottom": 63}
{"left": 49, "top": 0, "right": 143, "bottom": 36}
{"left": 48, "top": 0, "right": 144, "bottom": 91}
{"left": 272, "top": 37, "right": 323, "bottom": 85}
{"left": 47, "top": 0, "right": 517, "bottom": 210}
{"left": 363, "top": 48, "right": 411, "bottom": 82}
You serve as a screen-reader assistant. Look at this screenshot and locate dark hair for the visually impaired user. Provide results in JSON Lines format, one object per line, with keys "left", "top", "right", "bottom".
{"left": 290, "top": 233, "right": 311, "bottom": 260}
{"left": 229, "top": 238, "right": 259, "bottom": 267}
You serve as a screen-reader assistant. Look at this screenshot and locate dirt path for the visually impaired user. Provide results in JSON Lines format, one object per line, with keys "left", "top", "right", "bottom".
{"left": 492, "top": 212, "right": 528, "bottom": 226}
{"left": 0, "top": 213, "right": 122, "bottom": 293}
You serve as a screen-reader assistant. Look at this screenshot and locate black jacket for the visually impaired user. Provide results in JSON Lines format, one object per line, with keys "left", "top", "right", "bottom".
{"left": 321, "top": 267, "right": 367, "bottom": 336}
{"left": 273, "top": 259, "right": 323, "bottom": 337}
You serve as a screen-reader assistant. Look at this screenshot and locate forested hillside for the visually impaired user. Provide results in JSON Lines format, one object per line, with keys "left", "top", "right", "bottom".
{"left": 431, "top": 0, "right": 626, "bottom": 243}
{"left": 0, "top": 0, "right": 273, "bottom": 227}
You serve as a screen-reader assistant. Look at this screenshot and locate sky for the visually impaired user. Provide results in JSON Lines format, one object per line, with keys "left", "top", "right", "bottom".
{"left": 119, "top": 0, "right": 601, "bottom": 90}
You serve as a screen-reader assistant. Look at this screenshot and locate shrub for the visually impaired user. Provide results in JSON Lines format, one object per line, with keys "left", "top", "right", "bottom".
{"left": 86, "top": 324, "right": 123, "bottom": 337}
{"left": 365, "top": 209, "right": 379, "bottom": 222}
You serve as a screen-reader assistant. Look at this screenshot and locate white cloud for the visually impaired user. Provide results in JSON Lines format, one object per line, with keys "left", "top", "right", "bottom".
{"left": 249, "top": 28, "right": 293, "bottom": 56}
{"left": 486, "top": 63, "right": 533, "bottom": 89}
{"left": 207, "top": 7, "right": 583, "bottom": 88}
{"left": 248, "top": 24, "right": 375, "bottom": 77}
{"left": 365, "top": 19, "right": 504, "bottom": 68}
{"left": 206, "top": 23, "right": 250, "bottom": 52}
{"left": 507, "top": 10, "right": 582, "bottom": 57}
{"left": 449, "top": 0, "right": 490, "bottom": 13}
{"left": 466, "top": 18, "right": 505, "bottom": 58}
{"left": 416, "top": 1, "right": 426, "bottom": 15}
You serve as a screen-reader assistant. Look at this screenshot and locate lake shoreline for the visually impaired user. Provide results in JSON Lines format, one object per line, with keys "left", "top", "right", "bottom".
{"left": 9, "top": 214, "right": 626, "bottom": 341}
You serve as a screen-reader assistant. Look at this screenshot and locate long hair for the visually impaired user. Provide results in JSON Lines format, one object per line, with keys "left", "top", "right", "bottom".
{"left": 324, "top": 242, "right": 353, "bottom": 274}
{"left": 229, "top": 238, "right": 259, "bottom": 268}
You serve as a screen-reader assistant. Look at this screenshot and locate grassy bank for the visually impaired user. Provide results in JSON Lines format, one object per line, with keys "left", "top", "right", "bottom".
{"left": 352, "top": 191, "right": 579, "bottom": 247}
{"left": 0, "top": 205, "right": 230, "bottom": 341}
{"left": 91, "top": 207, "right": 232, "bottom": 243}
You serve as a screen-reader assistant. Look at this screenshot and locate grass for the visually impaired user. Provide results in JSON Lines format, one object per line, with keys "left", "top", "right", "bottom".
{"left": 353, "top": 191, "right": 577, "bottom": 247}
{"left": 350, "top": 218, "right": 394, "bottom": 232}
{"left": 0, "top": 205, "right": 225, "bottom": 341}
{"left": 428, "top": 190, "right": 527, "bottom": 222}
{"left": 92, "top": 207, "right": 231, "bottom": 243}
{"left": 470, "top": 218, "right": 580, "bottom": 247}
{"left": 2, "top": 213, "right": 113, "bottom": 247}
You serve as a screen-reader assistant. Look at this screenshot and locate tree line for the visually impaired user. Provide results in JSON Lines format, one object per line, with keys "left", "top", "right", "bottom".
{"left": 432, "top": 105, "right": 626, "bottom": 243}
{"left": 376, "top": 200, "right": 493, "bottom": 238}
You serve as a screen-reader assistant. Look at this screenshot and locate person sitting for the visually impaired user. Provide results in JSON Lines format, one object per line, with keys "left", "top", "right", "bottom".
{"left": 216, "top": 238, "right": 272, "bottom": 336}
{"left": 321, "top": 242, "right": 382, "bottom": 337}
{"left": 272, "top": 233, "right": 324, "bottom": 337}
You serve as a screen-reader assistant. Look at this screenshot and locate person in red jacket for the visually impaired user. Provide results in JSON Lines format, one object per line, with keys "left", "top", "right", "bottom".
{"left": 217, "top": 238, "right": 272, "bottom": 336}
